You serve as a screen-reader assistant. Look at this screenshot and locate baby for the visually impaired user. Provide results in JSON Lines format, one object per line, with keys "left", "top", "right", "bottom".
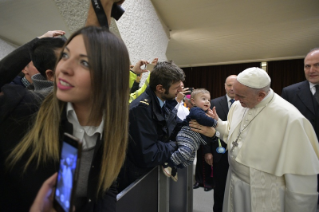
{"left": 163, "top": 88, "right": 217, "bottom": 181}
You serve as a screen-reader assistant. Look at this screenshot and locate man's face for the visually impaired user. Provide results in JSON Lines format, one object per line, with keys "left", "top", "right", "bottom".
{"left": 162, "top": 81, "right": 182, "bottom": 100}
{"left": 233, "top": 80, "right": 260, "bottom": 109}
{"left": 23, "top": 61, "right": 39, "bottom": 77}
{"left": 304, "top": 50, "right": 319, "bottom": 84}
{"left": 225, "top": 75, "right": 236, "bottom": 98}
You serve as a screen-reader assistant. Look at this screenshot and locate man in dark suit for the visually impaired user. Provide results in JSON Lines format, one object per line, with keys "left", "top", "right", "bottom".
{"left": 282, "top": 48, "right": 319, "bottom": 199}
{"left": 281, "top": 48, "right": 319, "bottom": 141}
{"left": 205, "top": 75, "right": 236, "bottom": 212}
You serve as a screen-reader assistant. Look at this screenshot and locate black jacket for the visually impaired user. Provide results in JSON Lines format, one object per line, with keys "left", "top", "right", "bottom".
{"left": 204, "top": 95, "right": 229, "bottom": 159}
{"left": 118, "top": 87, "right": 181, "bottom": 190}
{"left": 282, "top": 80, "right": 319, "bottom": 140}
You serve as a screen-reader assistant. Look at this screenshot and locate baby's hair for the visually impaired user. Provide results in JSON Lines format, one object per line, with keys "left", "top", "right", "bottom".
{"left": 191, "top": 88, "right": 210, "bottom": 99}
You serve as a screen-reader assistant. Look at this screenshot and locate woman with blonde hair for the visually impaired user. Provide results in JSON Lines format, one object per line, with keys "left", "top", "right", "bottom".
{"left": 0, "top": 26, "right": 130, "bottom": 211}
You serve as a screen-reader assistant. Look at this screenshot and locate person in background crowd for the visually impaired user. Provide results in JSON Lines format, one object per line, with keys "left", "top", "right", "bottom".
{"left": 282, "top": 48, "right": 319, "bottom": 203}
{"left": 10, "top": 61, "right": 39, "bottom": 89}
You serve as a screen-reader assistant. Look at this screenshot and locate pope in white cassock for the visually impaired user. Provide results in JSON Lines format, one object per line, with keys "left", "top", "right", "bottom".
{"left": 199, "top": 67, "right": 319, "bottom": 212}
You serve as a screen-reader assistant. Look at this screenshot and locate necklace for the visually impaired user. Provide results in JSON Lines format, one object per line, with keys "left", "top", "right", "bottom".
{"left": 230, "top": 94, "right": 274, "bottom": 156}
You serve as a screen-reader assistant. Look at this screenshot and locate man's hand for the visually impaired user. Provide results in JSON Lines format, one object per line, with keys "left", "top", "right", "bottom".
{"left": 176, "top": 87, "right": 189, "bottom": 103}
{"left": 205, "top": 153, "right": 213, "bottom": 166}
{"left": 132, "top": 60, "right": 149, "bottom": 75}
{"left": 38, "top": 30, "right": 65, "bottom": 39}
{"left": 189, "top": 120, "right": 216, "bottom": 137}
{"left": 151, "top": 58, "right": 158, "bottom": 66}
{"left": 176, "top": 92, "right": 185, "bottom": 103}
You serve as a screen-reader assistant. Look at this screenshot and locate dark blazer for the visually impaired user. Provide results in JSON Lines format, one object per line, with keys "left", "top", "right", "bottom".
{"left": 282, "top": 80, "right": 319, "bottom": 139}
{"left": 211, "top": 95, "right": 229, "bottom": 121}
{"left": 206, "top": 95, "right": 230, "bottom": 212}
{"left": 204, "top": 95, "right": 229, "bottom": 159}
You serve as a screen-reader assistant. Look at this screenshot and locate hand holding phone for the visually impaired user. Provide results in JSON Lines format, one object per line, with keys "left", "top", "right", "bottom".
{"left": 54, "top": 133, "right": 82, "bottom": 212}
{"left": 185, "top": 87, "right": 194, "bottom": 94}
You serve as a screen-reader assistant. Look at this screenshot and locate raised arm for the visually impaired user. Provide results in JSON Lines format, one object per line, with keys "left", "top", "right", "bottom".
{"left": 0, "top": 30, "right": 65, "bottom": 88}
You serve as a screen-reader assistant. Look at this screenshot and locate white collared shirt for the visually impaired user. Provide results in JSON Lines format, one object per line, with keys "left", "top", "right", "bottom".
{"left": 157, "top": 96, "right": 165, "bottom": 108}
{"left": 175, "top": 101, "right": 190, "bottom": 120}
{"left": 226, "top": 95, "right": 235, "bottom": 109}
{"left": 309, "top": 82, "right": 318, "bottom": 95}
{"left": 66, "top": 102, "right": 104, "bottom": 149}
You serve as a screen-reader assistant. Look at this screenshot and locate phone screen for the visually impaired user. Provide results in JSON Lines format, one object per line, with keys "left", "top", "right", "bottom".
{"left": 146, "top": 64, "right": 155, "bottom": 71}
{"left": 55, "top": 141, "right": 79, "bottom": 212}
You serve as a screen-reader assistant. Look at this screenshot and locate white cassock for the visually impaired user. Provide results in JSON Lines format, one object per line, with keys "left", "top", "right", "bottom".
{"left": 216, "top": 89, "right": 319, "bottom": 212}
{"left": 175, "top": 101, "right": 189, "bottom": 120}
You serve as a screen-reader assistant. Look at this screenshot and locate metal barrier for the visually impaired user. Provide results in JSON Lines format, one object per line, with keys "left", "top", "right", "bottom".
{"left": 117, "top": 165, "right": 193, "bottom": 212}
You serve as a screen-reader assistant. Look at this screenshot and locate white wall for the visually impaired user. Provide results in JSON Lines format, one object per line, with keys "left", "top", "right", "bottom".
{"left": 116, "top": 0, "right": 170, "bottom": 85}
{"left": 0, "top": 38, "right": 16, "bottom": 60}
{"left": 0, "top": 0, "right": 170, "bottom": 86}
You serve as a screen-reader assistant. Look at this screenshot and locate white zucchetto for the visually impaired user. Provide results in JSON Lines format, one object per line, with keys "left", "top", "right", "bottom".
{"left": 237, "top": 67, "right": 271, "bottom": 89}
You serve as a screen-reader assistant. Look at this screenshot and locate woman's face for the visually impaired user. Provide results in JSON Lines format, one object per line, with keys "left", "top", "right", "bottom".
{"left": 55, "top": 35, "right": 92, "bottom": 108}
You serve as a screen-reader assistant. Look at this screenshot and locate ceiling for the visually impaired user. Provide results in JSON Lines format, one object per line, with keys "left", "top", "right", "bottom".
{"left": 151, "top": 0, "right": 319, "bottom": 67}
{"left": 0, "top": 0, "right": 318, "bottom": 67}
{"left": 0, "top": 0, "right": 70, "bottom": 47}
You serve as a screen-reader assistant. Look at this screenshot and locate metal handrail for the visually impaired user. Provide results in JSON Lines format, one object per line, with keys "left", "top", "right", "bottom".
{"left": 116, "top": 166, "right": 157, "bottom": 201}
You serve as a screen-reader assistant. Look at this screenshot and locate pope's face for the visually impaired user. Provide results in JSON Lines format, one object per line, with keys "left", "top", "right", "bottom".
{"left": 233, "top": 80, "right": 261, "bottom": 109}
{"left": 304, "top": 50, "right": 319, "bottom": 84}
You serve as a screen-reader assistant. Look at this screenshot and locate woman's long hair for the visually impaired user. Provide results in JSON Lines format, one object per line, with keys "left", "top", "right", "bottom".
{"left": 7, "top": 26, "right": 130, "bottom": 194}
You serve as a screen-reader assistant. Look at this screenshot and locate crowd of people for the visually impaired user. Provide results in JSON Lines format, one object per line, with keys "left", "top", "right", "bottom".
{"left": 1, "top": 0, "right": 319, "bottom": 212}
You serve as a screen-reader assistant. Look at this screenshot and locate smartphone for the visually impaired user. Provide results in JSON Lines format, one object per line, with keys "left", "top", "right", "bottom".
{"left": 54, "top": 133, "right": 82, "bottom": 212}
{"left": 146, "top": 64, "right": 155, "bottom": 71}
{"left": 186, "top": 87, "right": 194, "bottom": 94}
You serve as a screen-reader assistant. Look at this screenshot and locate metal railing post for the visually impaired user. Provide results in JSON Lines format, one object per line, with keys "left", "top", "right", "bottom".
{"left": 158, "top": 166, "right": 170, "bottom": 212}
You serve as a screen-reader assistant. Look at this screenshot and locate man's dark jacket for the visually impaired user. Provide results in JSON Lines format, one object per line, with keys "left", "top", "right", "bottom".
{"left": 118, "top": 86, "right": 181, "bottom": 191}
{"left": 282, "top": 80, "right": 319, "bottom": 139}
{"left": 206, "top": 95, "right": 230, "bottom": 212}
